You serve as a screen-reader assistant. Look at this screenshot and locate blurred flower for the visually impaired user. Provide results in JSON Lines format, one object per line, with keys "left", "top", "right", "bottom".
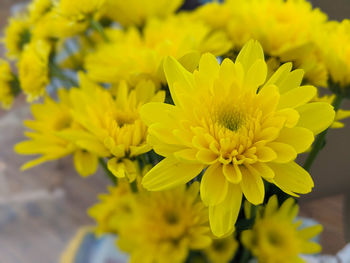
{"left": 194, "top": 0, "right": 328, "bottom": 87}
{"left": 242, "top": 195, "right": 323, "bottom": 263}
{"left": 88, "top": 180, "right": 136, "bottom": 235}
{"left": 85, "top": 15, "right": 231, "bottom": 87}
{"left": 319, "top": 20, "right": 350, "bottom": 93}
{"left": 3, "top": 14, "right": 31, "bottom": 59}
{"left": 28, "top": 0, "right": 53, "bottom": 23}
{"left": 0, "top": 60, "right": 17, "bottom": 109}
{"left": 203, "top": 235, "right": 238, "bottom": 263}
{"left": 140, "top": 40, "right": 335, "bottom": 237}
{"left": 57, "top": 0, "right": 106, "bottom": 23}
{"left": 18, "top": 40, "right": 51, "bottom": 101}
{"left": 117, "top": 183, "right": 212, "bottom": 263}
{"left": 102, "top": 0, "right": 184, "bottom": 26}
{"left": 14, "top": 89, "right": 100, "bottom": 177}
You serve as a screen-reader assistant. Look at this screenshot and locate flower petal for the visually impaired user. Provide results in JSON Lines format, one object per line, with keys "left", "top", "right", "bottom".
{"left": 296, "top": 102, "right": 335, "bottom": 135}
{"left": 269, "top": 162, "right": 314, "bottom": 196}
{"left": 163, "top": 56, "right": 195, "bottom": 107}
{"left": 275, "top": 127, "right": 314, "bottom": 153}
{"left": 240, "top": 165, "right": 265, "bottom": 205}
{"left": 209, "top": 183, "right": 242, "bottom": 237}
{"left": 236, "top": 40, "right": 264, "bottom": 73}
{"left": 201, "top": 163, "right": 228, "bottom": 206}
{"left": 267, "top": 142, "right": 297, "bottom": 163}
{"left": 142, "top": 156, "right": 204, "bottom": 191}
{"left": 73, "top": 150, "right": 98, "bottom": 177}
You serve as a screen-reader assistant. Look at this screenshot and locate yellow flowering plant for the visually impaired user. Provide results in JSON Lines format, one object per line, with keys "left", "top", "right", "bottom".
{"left": 1, "top": 0, "right": 350, "bottom": 262}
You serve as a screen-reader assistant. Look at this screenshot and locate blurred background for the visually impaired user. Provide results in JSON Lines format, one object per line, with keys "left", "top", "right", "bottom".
{"left": 0, "top": 0, "right": 349, "bottom": 262}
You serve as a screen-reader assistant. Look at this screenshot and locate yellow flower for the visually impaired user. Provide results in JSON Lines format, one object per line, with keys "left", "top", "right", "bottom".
{"left": 102, "top": 0, "right": 184, "bottom": 26}
{"left": 57, "top": 0, "right": 105, "bottom": 23}
{"left": 319, "top": 20, "right": 350, "bottom": 90}
{"left": 88, "top": 180, "right": 135, "bottom": 235}
{"left": 313, "top": 93, "right": 350, "bottom": 128}
{"left": 0, "top": 60, "right": 16, "bottom": 109}
{"left": 203, "top": 235, "right": 238, "bottom": 263}
{"left": 32, "top": 11, "right": 85, "bottom": 40}
{"left": 14, "top": 89, "right": 99, "bottom": 177}
{"left": 3, "top": 14, "right": 31, "bottom": 59}
{"left": 67, "top": 74, "right": 165, "bottom": 181}
{"left": 28, "top": 0, "right": 53, "bottom": 23}
{"left": 85, "top": 15, "right": 231, "bottom": 86}
{"left": 140, "top": 40, "right": 335, "bottom": 237}
{"left": 195, "top": 0, "right": 328, "bottom": 87}
{"left": 117, "top": 183, "right": 212, "bottom": 263}
{"left": 18, "top": 40, "right": 51, "bottom": 101}
{"left": 241, "top": 195, "right": 323, "bottom": 263}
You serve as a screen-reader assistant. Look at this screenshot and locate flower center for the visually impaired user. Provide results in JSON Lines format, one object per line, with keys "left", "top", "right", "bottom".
{"left": 216, "top": 106, "right": 245, "bottom": 132}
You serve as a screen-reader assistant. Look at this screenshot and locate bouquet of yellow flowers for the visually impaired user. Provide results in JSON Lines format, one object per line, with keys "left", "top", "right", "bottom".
{"left": 2, "top": 0, "right": 350, "bottom": 262}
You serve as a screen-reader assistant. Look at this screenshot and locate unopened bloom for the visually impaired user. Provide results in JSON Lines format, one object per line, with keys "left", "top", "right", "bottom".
{"left": 140, "top": 40, "right": 335, "bottom": 236}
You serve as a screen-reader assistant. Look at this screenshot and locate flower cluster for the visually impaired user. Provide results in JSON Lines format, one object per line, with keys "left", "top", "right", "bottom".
{"left": 2, "top": 0, "right": 350, "bottom": 262}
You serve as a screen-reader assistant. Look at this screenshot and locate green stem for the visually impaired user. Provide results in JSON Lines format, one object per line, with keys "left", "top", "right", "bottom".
{"left": 98, "top": 158, "right": 117, "bottom": 185}
{"left": 49, "top": 62, "right": 78, "bottom": 87}
{"left": 303, "top": 93, "right": 344, "bottom": 171}
{"left": 239, "top": 248, "right": 251, "bottom": 263}
{"left": 130, "top": 180, "right": 138, "bottom": 193}
{"left": 90, "top": 19, "right": 109, "bottom": 42}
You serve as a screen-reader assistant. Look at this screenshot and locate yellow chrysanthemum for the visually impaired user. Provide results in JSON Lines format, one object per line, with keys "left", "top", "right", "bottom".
{"left": 242, "top": 195, "right": 323, "bottom": 263}
{"left": 88, "top": 179, "right": 136, "bottom": 235}
{"left": 203, "top": 235, "right": 238, "bottom": 263}
{"left": 313, "top": 93, "right": 350, "bottom": 128}
{"left": 3, "top": 14, "right": 31, "bottom": 59}
{"left": 28, "top": 0, "right": 53, "bottom": 23}
{"left": 140, "top": 40, "right": 335, "bottom": 237}
{"left": 18, "top": 40, "right": 51, "bottom": 101}
{"left": 14, "top": 89, "right": 99, "bottom": 177}
{"left": 102, "top": 0, "right": 184, "bottom": 26}
{"left": 32, "top": 10, "right": 85, "bottom": 40}
{"left": 85, "top": 15, "right": 231, "bottom": 87}
{"left": 117, "top": 183, "right": 212, "bottom": 263}
{"left": 319, "top": 20, "right": 350, "bottom": 91}
{"left": 66, "top": 74, "right": 164, "bottom": 181}
{"left": 195, "top": 0, "right": 328, "bottom": 87}
{"left": 57, "top": 0, "right": 105, "bottom": 23}
{"left": 0, "top": 60, "right": 16, "bottom": 109}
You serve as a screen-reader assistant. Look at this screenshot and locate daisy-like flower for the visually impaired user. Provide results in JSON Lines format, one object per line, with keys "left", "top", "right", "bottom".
{"left": 117, "top": 183, "right": 211, "bottom": 263}
{"left": 203, "top": 235, "right": 238, "bottom": 263}
{"left": 0, "top": 59, "right": 17, "bottom": 109}
{"left": 56, "top": 0, "right": 106, "bottom": 23}
{"left": 102, "top": 0, "right": 184, "bottom": 26}
{"left": 3, "top": 14, "right": 31, "bottom": 59}
{"left": 140, "top": 40, "right": 335, "bottom": 236}
{"left": 241, "top": 195, "right": 323, "bottom": 263}
{"left": 67, "top": 74, "right": 165, "bottom": 181}
{"left": 88, "top": 179, "right": 136, "bottom": 236}
{"left": 85, "top": 15, "right": 231, "bottom": 87}
{"left": 194, "top": 0, "right": 328, "bottom": 87}
{"left": 18, "top": 40, "right": 51, "bottom": 102}
{"left": 15, "top": 89, "right": 101, "bottom": 177}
